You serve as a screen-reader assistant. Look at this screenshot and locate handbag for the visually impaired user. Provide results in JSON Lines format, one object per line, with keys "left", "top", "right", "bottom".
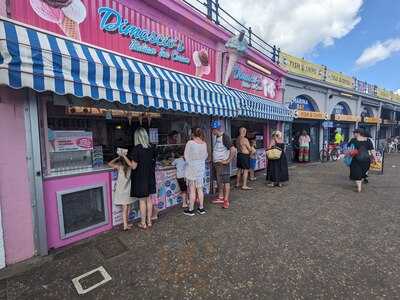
{"left": 266, "top": 147, "right": 282, "bottom": 160}
{"left": 343, "top": 155, "right": 352, "bottom": 167}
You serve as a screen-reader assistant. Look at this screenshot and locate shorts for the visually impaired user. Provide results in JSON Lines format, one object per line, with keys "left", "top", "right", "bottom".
{"left": 177, "top": 178, "right": 187, "bottom": 192}
{"left": 237, "top": 153, "right": 250, "bottom": 170}
{"left": 250, "top": 158, "right": 257, "bottom": 170}
{"left": 214, "top": 162, "right": 231, "bottom": 185}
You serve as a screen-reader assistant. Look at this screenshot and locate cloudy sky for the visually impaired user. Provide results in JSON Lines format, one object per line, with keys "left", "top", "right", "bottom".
{"left": 188, "top": 0, "right": 399, "bottom": 91}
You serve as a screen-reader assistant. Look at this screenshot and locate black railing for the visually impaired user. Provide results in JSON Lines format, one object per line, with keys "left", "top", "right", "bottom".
{"left": 182, "top": 0, "right": 279, "bottom": 63}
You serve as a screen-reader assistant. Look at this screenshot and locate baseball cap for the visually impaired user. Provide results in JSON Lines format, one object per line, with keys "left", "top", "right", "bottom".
{"left": 211, "top": 120, "right": 221, "bottom": 129}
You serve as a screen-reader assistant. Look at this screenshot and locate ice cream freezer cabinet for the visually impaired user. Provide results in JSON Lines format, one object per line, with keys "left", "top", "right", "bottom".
{"left": 43, "top": 169, "right": 113, "bottom": 250}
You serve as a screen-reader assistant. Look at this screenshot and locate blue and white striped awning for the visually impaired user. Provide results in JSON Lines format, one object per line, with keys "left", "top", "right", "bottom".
{"left": 0, "top": 18, "right": 237, "bottom": 117}
{"left": 233, "top": 90, "right": 293, "bottom": 121}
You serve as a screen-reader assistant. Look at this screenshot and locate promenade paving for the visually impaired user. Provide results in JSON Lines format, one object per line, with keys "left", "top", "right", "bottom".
{"left": 1, "top": 154, "right": 400, "bottom": 299}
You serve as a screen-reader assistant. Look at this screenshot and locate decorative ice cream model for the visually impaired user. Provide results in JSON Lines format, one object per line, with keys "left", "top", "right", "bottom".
{"left": 193, "top": 49, "right": 211, "bottom": 78}
{"left": 30, "top": 0, "right": 87, "bottom": 40}
{"left": 223, "top": 30, "right": 248, "bottom": 85}
{"left": 262, "top": 77, "right": 277, "bottom": 99}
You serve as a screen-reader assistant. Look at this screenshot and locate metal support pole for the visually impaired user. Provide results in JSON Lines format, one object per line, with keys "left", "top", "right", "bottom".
{"left": 215, "top": 0, "right": 220, "bottom": 25}
{"left": 248, "top": 27, "right": 252, "bottom": 46}
{"left": 24, "top": 90, "right": 48, "bottom": 256}
{"left": 206, "top": 0, "right": 213, "bottom": 20}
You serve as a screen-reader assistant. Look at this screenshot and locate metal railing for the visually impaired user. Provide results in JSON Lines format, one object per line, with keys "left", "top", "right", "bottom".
{"left": 182, "top": 0, "right": 280, "bottom": 63}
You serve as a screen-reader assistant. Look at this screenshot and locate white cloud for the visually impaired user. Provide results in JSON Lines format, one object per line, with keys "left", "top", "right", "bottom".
{"left": 355, "top": 38, "right": 400, "bottom": 68}
{"left": 195, "top": 0, "right": 363, "bottom": 56}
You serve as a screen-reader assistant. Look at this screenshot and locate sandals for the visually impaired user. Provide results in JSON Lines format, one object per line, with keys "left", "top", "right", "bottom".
{"left": 241, "top": 186, "right": 253, "bottom": 190}
{"left": 123, "top": 224, "right": 133, "bottom": 231}
{"left": 138, "top": 223, "right": 147, "bottom": 230}
{"left": 212, "top": 197, "right": 224, "bottom": 204}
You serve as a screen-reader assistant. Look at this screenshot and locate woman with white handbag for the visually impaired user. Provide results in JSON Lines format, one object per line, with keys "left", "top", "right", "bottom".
{"left": 266, "top": 131, "right": 289, "bottom": 187}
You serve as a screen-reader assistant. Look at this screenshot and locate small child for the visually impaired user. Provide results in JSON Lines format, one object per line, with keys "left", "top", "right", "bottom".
{"left": 172, "top": 152, "right": 188, "bottom": 208}
{"left": 249, "top": 139, "right": 257, "bottom": 181}
{"left": 108, "top": 153, "right": 134, "bottom": 231}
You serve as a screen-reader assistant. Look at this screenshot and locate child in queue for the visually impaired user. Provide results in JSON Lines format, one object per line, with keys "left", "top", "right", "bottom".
{"left": 108, "top": 151, "right": 134, "bottom": 231}
{"left": 172, "top": 151, "right": 188, "bottom": 208}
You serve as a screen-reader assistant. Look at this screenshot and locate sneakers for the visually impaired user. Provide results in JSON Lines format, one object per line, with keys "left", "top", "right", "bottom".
{"left": 197, "top": 208, "right": 206, "bottom": 215}
{"left": 183, "top": 209, "right": 195, "bottom": 216}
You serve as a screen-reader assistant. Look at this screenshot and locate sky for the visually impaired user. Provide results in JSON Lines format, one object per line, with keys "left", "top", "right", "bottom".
{"left": 188, "top": 0, "right": 399, "bottom": 92}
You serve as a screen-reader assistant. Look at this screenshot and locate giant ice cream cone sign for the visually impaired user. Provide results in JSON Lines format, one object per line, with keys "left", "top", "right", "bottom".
{"left": 223, "top": 30, "right": 248, "bottom": 85}
{"left": 30, "top": 0, "right": 87, "bottom": 40}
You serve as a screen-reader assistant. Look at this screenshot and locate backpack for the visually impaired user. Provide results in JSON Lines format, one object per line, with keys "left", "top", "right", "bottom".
{"left": 355, "top": 143, "right": 370, "bottom": 162}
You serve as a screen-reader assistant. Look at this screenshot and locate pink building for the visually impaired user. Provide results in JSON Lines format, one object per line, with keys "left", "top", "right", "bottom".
{"left": 0, "top": 0, "right": 291, "bottom": 266}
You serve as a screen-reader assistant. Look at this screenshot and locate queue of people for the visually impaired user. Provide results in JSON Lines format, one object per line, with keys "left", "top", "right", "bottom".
{"left": 109, "top": 121, "right": 292, "bottom": 230}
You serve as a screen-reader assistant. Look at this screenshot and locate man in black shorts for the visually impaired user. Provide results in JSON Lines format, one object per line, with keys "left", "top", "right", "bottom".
{"left": 236, "top": 127, "right": 252, "bottom": 190}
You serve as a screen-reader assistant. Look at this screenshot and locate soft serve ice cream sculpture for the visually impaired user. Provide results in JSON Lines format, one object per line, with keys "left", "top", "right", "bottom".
{"left": 30, "top": 0, "right": 87, "bottom": 40}
{"left": 223, "top": 30, "right": 248, "bottom": 85}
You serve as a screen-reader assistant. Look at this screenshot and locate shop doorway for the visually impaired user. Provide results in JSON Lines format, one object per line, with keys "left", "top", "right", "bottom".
{"left": 292, "top": 121, "right": 320, "bottom": 162}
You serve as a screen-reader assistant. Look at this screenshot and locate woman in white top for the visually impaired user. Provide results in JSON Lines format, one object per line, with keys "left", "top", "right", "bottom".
{"left": 184, "top": 127, "right": 208, "bottom": 216}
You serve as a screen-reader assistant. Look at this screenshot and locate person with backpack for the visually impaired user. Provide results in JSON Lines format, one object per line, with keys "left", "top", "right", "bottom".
{"left": 348, "top": 128, "right": 374, "bottom": 193}
{"left": 211, "top": 120, "right": 236, "bottom": 209}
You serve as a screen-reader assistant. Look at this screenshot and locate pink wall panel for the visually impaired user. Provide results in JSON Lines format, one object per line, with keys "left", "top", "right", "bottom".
{"left": 0, "top": 87, "right": 35, "bottom": 264}
{"left": 43, "top": 171, "right": 113, "bottom": 249}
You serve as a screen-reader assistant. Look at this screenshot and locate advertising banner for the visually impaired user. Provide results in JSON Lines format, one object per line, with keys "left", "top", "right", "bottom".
{"left": 10, "top": 0, "right": 216, "bottom": 80}
{"left": 325, "top": 70, "right": 354, "bottom": 90}
{"left": 370, "top": 150, "right": 384, "bottom": 174}
{"left": 279, "top": 52, "right": 325, "bottom": 81}
{"left": 48, "top": 130, "right": 93, "bottom": 152}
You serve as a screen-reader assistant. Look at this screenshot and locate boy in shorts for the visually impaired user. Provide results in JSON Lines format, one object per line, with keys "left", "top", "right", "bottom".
{"left": 172, "top": 152, "right": 188, "bottom": 208}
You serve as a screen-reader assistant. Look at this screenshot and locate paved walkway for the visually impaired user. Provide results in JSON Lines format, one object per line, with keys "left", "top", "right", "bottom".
{"left": 2, "top": 155, "right": 400, "bottom": 299}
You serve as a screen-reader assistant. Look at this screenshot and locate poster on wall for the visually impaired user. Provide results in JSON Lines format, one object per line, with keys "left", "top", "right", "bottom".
{"left": 48, "top": 130, "right": 93, "bottom": 152}
{"left": 225, "top": 59, "right": 280, "bottom": 101}
{"left": 11, "top": 0, "right": 216, "bottom": 79}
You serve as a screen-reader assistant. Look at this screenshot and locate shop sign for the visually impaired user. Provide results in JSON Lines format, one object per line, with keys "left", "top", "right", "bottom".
{"left": 392, "top": 93, "right": 400, "bottom": 103}
{"left": 233, "top": 65, "right": 263, "bottom": 91}
{"left": 294, "top": 110, "right": 328, "bottom": 120}
{"left": 228, "top": 63, "right": 279, "bottom": 99}
{"left": 279, "top": 52, "right": 325, "bottom": 81}
{"left": 49, "top": 130, "right": 93, "bottom": 152}
{"left": 363, "top": 117, "right": 382, "bottom": 124}
{"left": 355, "top": 80, "right": 376, "bottom": 95}
{"left": 333, "top": 114, "right": 361, "bottom": 122}
{"left": 11, "top": 0, "right": 215, "bottom": 79}
{"left": 289, "top": 96, "right": 315, "bottom": 111}
{"left": 98, "top": 7, "right": 189, "bottom": 64}
{"left": 322, "top": 121, "right": 334, "bottom": 128}
{"left": 382, "top": 119, "right": 398, "bottom": 125}
{"left": 376, "top": 88, "right": 392, "bottom": 101}
{"left": 325, "top": 69, "right": 354, "bottom": 90}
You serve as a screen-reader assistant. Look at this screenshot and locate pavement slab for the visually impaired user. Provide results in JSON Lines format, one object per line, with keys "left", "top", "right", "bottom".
{"left": 1, "top": 154, "right": 400, "bottom": 299}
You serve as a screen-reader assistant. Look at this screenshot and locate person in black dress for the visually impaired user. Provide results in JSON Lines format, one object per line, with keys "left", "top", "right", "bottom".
{"left": 126, "top": 127, "right": 157, "bottom": 229}
{"left": 348, "top": 128, "right": 374, "bottom": 193}
{"left": 266, "top": 130, "right": 289, "bottom": 187}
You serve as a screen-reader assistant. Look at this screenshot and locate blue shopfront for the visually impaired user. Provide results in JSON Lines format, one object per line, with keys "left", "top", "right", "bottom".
{"left": 289, "top": 95, "right": 326, "bottom": 162}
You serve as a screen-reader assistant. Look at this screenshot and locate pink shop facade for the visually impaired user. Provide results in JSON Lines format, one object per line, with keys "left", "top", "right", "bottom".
{"left": 0, "top": 0, "right": 290, "bottom": 265}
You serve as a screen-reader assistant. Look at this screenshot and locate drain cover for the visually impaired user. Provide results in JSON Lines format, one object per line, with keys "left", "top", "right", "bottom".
{"left": 72, "top": 266, "right": 112, "bottom": 295}
{"left": 96, "top": 238, "right": 128, "bottom": 259}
